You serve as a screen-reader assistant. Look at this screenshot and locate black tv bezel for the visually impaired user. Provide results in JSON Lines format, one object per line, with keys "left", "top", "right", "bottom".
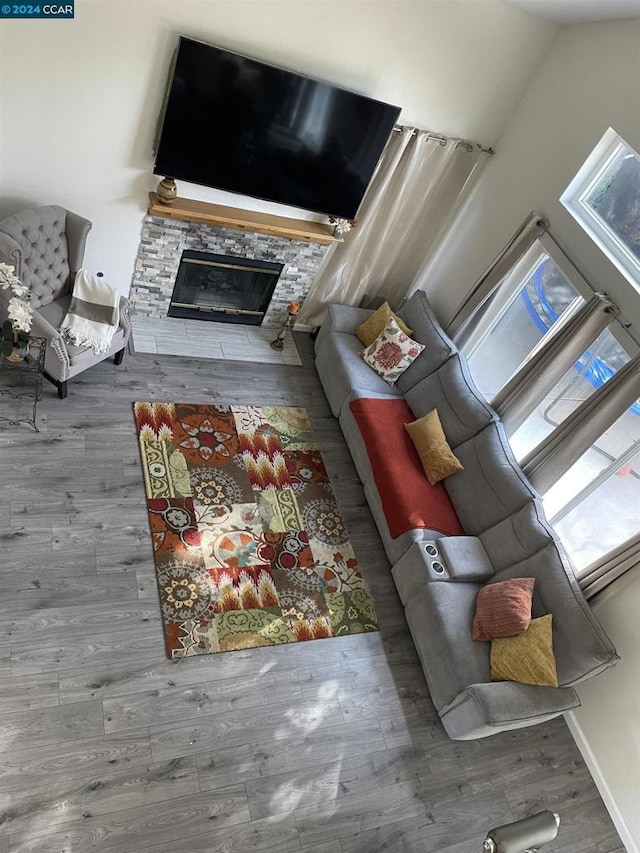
{"left": 153, "top": 36, "right": 401, "bottom": 220}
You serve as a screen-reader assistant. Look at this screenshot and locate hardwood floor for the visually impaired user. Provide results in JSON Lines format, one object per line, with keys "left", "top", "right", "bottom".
{"left": 0, "top": 334, "right": 624, "bottom": 853}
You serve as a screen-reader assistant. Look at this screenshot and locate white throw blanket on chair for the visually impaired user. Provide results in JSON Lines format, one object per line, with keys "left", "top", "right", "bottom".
{"left": 59, "top": 268, "right": 120, "bottom": 354}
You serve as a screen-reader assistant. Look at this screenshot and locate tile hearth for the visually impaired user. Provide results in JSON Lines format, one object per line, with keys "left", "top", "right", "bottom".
{"left": 130, "top": 315, "right": 302, "bottom": 366}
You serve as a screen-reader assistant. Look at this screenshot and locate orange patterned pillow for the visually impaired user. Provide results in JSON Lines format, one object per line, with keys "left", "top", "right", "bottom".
{"left": 359, "top": 317, "right": 424, "bottom": 385}
{"left": 472, "top": 577, "right": 535, "bottom": 642}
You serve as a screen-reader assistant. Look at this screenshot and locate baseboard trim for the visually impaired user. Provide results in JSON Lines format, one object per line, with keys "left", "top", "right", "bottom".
{"left": 565, "top": 710, "right": 637, "bottom": 852}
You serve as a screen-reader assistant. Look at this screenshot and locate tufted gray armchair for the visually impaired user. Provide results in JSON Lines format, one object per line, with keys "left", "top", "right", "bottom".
{"left": 0, "top": 205, "right": 131, "bottom": 398}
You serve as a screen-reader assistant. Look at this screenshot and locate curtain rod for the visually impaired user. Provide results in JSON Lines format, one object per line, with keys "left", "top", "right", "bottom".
{"left": 393, "top": 124, "right": 495, "bottom": 155}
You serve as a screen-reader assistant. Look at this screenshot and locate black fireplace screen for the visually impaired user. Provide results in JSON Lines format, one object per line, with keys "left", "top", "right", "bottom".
{"left": 168, "top": 250, "right": 284, "bottom": 325}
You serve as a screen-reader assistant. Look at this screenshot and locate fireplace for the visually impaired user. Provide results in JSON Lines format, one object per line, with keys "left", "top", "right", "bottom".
{"left": 167, "top": 250, "right": 284, "bottom": 326}
{"left": 130, "top": 212, "right": 330, "bottom": 328}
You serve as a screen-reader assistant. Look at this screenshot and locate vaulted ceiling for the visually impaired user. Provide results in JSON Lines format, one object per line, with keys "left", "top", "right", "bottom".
{"left": 502, "top": 0, "right": 640, "bottom": 24}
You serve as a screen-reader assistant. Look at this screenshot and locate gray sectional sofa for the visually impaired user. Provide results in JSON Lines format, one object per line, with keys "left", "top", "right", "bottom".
{"left": 315, "top": 290, "right": 619, "bottom": 740}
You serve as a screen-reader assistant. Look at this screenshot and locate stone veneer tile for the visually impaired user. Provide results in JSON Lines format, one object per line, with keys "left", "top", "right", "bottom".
{"left": 130, "top": 214, "right": 329, "bottom": 327}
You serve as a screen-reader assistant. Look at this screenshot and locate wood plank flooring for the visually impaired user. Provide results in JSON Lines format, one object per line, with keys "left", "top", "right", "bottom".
{"left": 0, "top": 334, "right": 624, "bottom": 853}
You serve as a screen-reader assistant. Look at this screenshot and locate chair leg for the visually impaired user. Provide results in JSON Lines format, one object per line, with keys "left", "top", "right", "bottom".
{"left": 114, "top": 347, "right": 125, "bottom": 366}
{"left": 43, "top": 371, "right": 69, "bottom": 400}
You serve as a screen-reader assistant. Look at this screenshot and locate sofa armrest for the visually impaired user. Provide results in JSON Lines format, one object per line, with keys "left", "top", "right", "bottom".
{"left": 65, "top": 209, "right": 92, "bottom": 281}
{"left": 392, "top": 536, "right": 494, "bottom": 605}
{"left": 32, "top": 310, "right": 71, "bottom": 379}
{"left": 440, "top": 681, "right": 580, "bottom": 740}
{"left": 314, "top": 303, "right": 373, "bottom": 354}
{"left": 436, "top": 536, "right": 495, "bottom": 581}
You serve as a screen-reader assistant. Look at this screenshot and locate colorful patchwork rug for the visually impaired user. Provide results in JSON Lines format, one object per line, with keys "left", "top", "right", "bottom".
{"left": 134, "top": 403, "right": 378, "bottom": 658}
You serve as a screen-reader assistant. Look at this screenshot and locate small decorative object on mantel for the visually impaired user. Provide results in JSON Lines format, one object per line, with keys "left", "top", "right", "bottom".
{"left": 270, "top": 301, "right": 299, "bottom": 351}
{"left": 0, "top": 263, "right": 32, "bottom": 363}
{"left": 329, "top": 217, "right": 355, "bottom": 239}
{"left": 156, "top": 177, "right": 178, "bottom": 205}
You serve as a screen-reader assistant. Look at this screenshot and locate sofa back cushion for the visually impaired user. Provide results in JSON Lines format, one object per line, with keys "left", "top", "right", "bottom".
{"left": 395, "top": 290, "right": 457, "bottom": 392}
{"left": 404, "top": 354, "right": 496, "bottom": 447}
{"left": 444, "top": 422, "right": 538, "bottom": 535}
{"left": 479, "top": 500, "right": 554, "bottom": 572}
{"left": 489, "top": 545, "right": 618, "bottom": 686}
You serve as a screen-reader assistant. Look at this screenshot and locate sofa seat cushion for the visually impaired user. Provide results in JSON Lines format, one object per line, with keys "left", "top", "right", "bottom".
{"left": 405, "top": 580, "right": 490, "bottom": 710}
{"left": 363, "top": 478, "right": 450, "bottom": 565}
{"left": 315, "top": 331, "right": 400, "bottom": 416}
{"left": 349, "top": 397, "right": 463, "bottom": 539}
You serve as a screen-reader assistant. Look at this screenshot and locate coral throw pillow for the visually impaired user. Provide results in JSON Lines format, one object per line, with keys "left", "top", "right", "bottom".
{"left": 356, "top": 301, "right": 413, "bottom": 346}
{"left": 359, "top": 317, "right": 425, "bottom": 385}
{"left": 404, "top": 409, "right": 463, "bottom": 485}
{"left": 472, "top": 577, "right": 535, "bottom": 642}
{"left": 491, "top": 614, "right": 559, "bottom": 687}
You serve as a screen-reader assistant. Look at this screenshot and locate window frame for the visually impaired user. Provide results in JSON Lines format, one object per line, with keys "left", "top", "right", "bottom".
{"left": 462, "top": 233, "right": 596, "bottom": 376}
{"left": 560, "top": 127, "right": 640, "bottom": 294}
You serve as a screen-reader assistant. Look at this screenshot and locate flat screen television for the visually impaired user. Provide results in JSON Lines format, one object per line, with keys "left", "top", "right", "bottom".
{"left": 154, "top": 37, "right": 401, "bottom": 220}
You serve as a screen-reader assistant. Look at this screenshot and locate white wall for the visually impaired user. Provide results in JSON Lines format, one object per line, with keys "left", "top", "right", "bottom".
{"left": 421, "top": 19, "right": 640, "bottom": 849}
{"left": 420, "top": 19, "right": 640, "bottom": 338}
{"left": 0, "top": 0, "right": 556, "bottom": 295}
{"left": 567, "top": 567, "right": 640, "bottom": 853}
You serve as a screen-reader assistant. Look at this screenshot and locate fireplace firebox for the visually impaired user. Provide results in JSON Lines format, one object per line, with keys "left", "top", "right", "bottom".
{"left": 168, "top": 250, "right": 284, "bottom": 325}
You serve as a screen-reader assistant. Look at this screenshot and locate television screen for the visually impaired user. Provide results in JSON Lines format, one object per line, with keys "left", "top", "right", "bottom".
{"left": 154, "top": 37, "right": 401, "bottom": 220}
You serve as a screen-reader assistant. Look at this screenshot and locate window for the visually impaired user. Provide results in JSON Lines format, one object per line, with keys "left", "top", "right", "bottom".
{"left": 463, "top": 238, "right": 584, "bottom": 401}
{"left": 509, "top": 326, "right": 632, "bottom": 460}
{"left": 561, "top": 127, "right": 640, "bottom": 293}
{"left": 544, "top": 403, "right": 640, "bottom": 573}
{"left": 461, "top": 224, "right": 640, "bottom": 579}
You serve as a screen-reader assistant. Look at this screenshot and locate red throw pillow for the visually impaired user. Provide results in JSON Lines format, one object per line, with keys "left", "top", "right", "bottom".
{"left": 472, "top": 577, "right": 535, "bottom": 642}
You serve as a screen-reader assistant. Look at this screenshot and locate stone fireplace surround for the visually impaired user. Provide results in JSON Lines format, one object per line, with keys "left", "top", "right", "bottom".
{"left": 130, "top": 212, "right": 330, "bottom": 329}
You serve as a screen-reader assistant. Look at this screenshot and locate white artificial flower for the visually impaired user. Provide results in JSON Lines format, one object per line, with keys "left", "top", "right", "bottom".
{"left": 7, "top": 296, "right": 33, "bottom": 332}
{"left": 10, "top": 282, "right": 29, "bottom": 298}
{"left": 0, "top": 263, "right": 21, "bottom": 291}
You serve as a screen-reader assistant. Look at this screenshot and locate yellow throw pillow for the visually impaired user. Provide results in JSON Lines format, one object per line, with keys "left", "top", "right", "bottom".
{"left": 404, "top": 409, "right": 463, "bottom": 485}
{"left": 356, "top": 301, "right": 413, "bottom": 346}
{"left": 490, "top": 614, "right": 559, "bottom": 687}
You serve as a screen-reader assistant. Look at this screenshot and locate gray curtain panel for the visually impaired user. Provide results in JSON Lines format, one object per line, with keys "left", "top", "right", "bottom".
{"left": 492, "top": 292, "right": 616, "bottom": 434}
{"left": 521, "top": 351, "right": 640, "bottom": 493}
{"left": 447, "top": 211, "right": 548, "bottom": 342}
{"left": 579, "top": 533, "right": 640, "bottom": 600}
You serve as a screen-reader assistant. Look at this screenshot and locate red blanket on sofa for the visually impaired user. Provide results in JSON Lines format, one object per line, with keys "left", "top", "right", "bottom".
{"left": 349, "top": 397, "right": 463, "bottom": 539}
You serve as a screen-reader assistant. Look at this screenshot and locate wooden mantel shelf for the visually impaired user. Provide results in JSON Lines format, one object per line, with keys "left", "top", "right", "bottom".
{"left": 148, "top": 193, "right": 343, "bottom": 246}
